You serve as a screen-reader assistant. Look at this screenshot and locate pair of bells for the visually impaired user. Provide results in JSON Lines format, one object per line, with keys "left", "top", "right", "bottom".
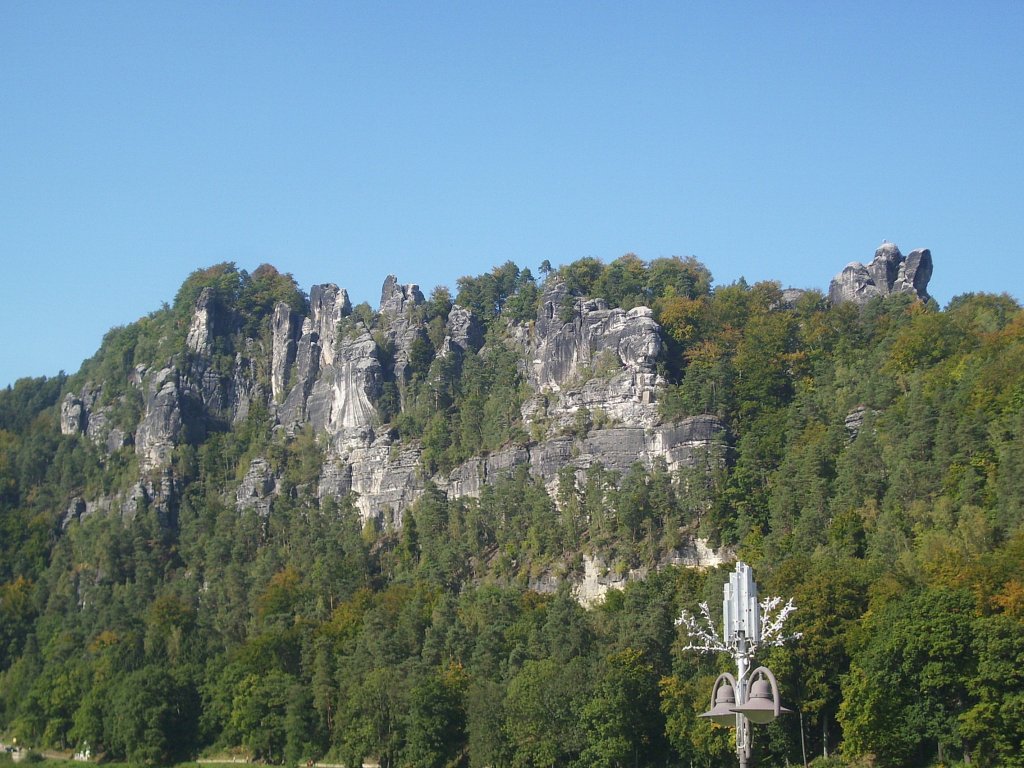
{"left": 699, "top": 667, "right": 791, "bottom": 725}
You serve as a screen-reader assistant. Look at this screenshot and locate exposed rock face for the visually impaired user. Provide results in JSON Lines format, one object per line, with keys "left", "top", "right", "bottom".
{"left": 236, "top": 457, "right": 276, "bottom": 517}
{"left": 829, "top": 243, "right": 933, "bottom": 306}
{"left": 778, "top": 288, "right": 807, "bottom": 307}
{"left": 62, "top": 472, "right": 173, "bottom": 528}
{"left": 62, "top": 497, "right": 88, "bottom": 530}
{"left": 271, "top": 303, "right": 298, "bottom": 402}
{"left": 273, "top": 283, "right": 378, "bottom": 446}
{"left": 185, "top": 287, "right": 220, "bottom": 355}
{"left": 60, "top": 380, "right": 136, "bottom": 454}
{"left": 573, "top": 555, "right": 638, "bottom": 608}
{"left": 180, "top": 288, "right": 265, "bottom": 426}
{"left": 445, "top": 445, "right": 533, "bottom": 500}
{"left": 844, "top": 405, "right": 869, "bottom": 439}
{"left": 524, "top": 282, "right": 663, "bottom": 435}
{"left": 60, "top": 393, "right": 87, "bottom": 436}
{"left": 304, "top": 324, "right": 382, "bottom": 450}
{"left": 893, "top": 248, "right": 933, "bottom": 297}
{"left": 379, "top": 275, "right": 424, "bottom": 318}
{"left": 320, "top": 416, "right": 727, "bottom": 527}
{"left": 379, "top": 276, "right": 427, "bottom": 390}
{"left": 573, "top": 543, "right": 726, "bottom": 607}
{"left": 136, "top": 368, "right": 183, "bottom": 473}
{"left": 308, "top": 284, "right": 351, "bottom": 368}
{"left": 277, "top": 322, "right": 322, "bottom": 429}
{"left": 316, "top": 434, "right": 424, "bottom": 527}
{"left": 349, "top": 440, "right": 423, "bottom": 528}
{"left": 531, "top": 282, "right": 661, "bottom": 390}
{"left": 122, "top": 482, "right": 145, "bottom": 519}
{"left": 446, "top": 304, "right": 483, "bottom": 353}
{"left": 229, "top": 343, "right": 266, "bottom": 425}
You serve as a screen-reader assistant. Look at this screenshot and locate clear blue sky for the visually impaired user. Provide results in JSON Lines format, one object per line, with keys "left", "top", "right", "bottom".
{"left": 2, "top": 1, "right": 1023, "bottom": 388}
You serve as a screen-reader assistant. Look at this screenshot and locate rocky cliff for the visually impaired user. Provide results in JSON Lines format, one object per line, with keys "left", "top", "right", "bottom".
{"left": 270, "top": 276, "right": 725, "bottom": 527}
{"left": 58, "top": 246, "right": 936, "bottom": 595}
{"left": 58, "top": 269, "right": 731, "bottom": 592}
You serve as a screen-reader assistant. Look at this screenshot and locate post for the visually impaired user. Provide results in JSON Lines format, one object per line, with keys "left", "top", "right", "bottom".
{"left": 800, "top": 710, "right": 808, "bottom": 768}
{"left": 736, "top": 632, "right": 750, "bottom": 768}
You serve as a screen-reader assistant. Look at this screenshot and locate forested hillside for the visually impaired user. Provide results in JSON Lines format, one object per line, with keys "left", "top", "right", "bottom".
{"left": 1, "top": 249, "right": 1023, "bottom": 768}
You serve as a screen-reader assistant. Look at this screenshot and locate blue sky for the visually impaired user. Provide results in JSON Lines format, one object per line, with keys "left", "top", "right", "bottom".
{"left": 2, "top": 1, "right": 1023, "bottom": 388}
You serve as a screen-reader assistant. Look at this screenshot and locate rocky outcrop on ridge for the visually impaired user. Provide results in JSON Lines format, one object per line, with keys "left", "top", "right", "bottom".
{"left": 185, "top": 287, "right": 219, "bottom": 356}
{"left": 303, "top": 324, "right": 382, "bottom": 450}
{"left": 378, "top": 275, "right": 427, "bottom": 392}
{"left": 136, "top": 367, "right": 185, "bottom": 473}
{"left": 829, "top": 242, "right": 933, "bottom": 306}
{"left": 58, "top": 272, "right": 729, "bottom": 531}
{"left": 65, "top": 243, "right": 933, "bottom": 544}
{"left": 522, "top": 281, "right": 663, "bottom": 435}
{"left": 445, "top": 304, "right": 483, "bottom": 354}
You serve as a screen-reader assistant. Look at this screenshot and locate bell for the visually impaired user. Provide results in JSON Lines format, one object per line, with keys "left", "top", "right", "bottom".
{"left": 731, "top": 674, "right": 792, "bottom": 724}
{"left": 699, "top": 674, "right": 740, "bottom": 726}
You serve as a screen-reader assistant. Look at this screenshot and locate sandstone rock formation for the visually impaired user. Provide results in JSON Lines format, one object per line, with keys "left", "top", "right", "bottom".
{"left": 185, "top": 287, "right": 219, "bottom": 355}
{"left": 829, "top": 242, "right": 933, "bottom": 306}
{"left": 67, "top": 271, "right": 732, "bottom": 536}
{"left": 304, "top": 324, "right": 382, "bottom": 450}
{"left": 522, "top": 281, "right": 663, "bottom": 435}
{"left": 136, "top": 367, "right": 183, "bottom": 473}
{"left": 445, "top": 304, "right": 483, "bottom": 354}
{"left": 236, "top": 457, "right": 276, "bottom": 517}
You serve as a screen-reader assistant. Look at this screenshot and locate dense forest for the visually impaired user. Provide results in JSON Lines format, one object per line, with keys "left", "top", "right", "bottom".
{"left": 2, "top": 253, "right": 1023, "bottom": 768}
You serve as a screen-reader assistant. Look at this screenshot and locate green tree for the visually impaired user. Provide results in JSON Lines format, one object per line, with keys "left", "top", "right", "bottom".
{"left": 594, "top": 253, "right": 647, "bottom": 309}
{"left": 106, "top": 665, "right": 198, "bottom": 766}
{"left": 230, "top": 670, "right": 295, "bottom": 763}
{"left": 577, "top": 648, "right": 666, "bottom": 768}
{"left": 466, "top": 678, "right": 509, "bottom": 768}
{"left": 404, "top": 665, "right": 467, "bottom": 768}
{"left": 839, "top": 587, "right": 976, "bottom": 766}
{"left": 958, "top": 613, "right": 1024, "bottom": 766}
{"left": 285, "top": 682, "right": 325, "bottom": 765}
{"left": 660, "top": 667, "right": 734, "bottom": 767}
{"left": 504, "top": 657, "right": 588, "bottom": 768}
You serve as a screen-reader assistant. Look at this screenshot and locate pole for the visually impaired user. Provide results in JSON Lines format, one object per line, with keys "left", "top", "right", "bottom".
{"left": 800, "top": 710, "right": 808, "bottom": 768}
{"left": 735, "top": 632, "right": 750, "bottom": 768}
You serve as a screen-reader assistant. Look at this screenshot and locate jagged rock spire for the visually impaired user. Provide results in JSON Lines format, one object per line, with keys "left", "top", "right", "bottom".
{"left": 829, "top": 242, "right": 933, "bottom": 305}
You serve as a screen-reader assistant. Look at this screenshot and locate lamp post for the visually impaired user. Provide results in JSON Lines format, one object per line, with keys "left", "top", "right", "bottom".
{"left": 676, "top": 562, "right": 799, "bottom": 767}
